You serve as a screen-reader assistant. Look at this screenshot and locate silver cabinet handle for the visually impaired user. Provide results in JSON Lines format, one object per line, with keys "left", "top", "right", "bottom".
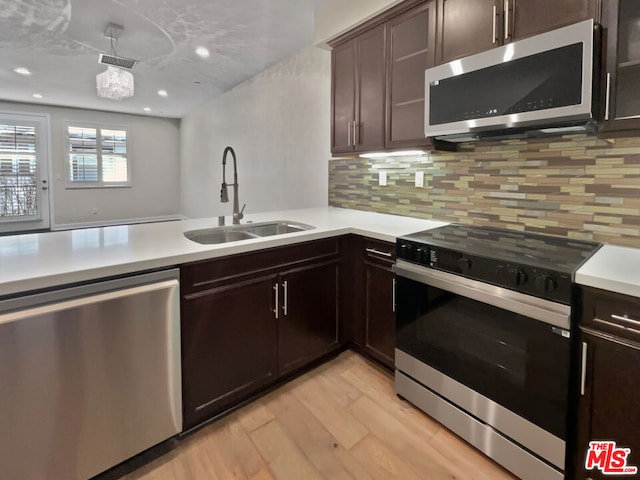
{"left": 611, "top": 314, "right": 640, "bottom": 328}
{"left": 605, "top": 72, "right": 611, "bottom": 121}
{"left": 353, "top": 122, "right": 358, "bottom": 146}
{"left": 366, "top": 248, "right": 392, "bottom": 258}
{"left": 282, "top": 280, "right": 288, "bottom": 316}
{"left": 392, "top": 277, "right": 396, "bottom": 313}
{"left": 580, "top": 341, "right": 588, "bottom": 396}
{"left": 504, "top": 0, "right": 510, "bottom": 40}
{"left": 347, "top": 121, "right": 352, "bottom": 146}
{"left": 492, "top": 5, "right": 497, "bottom": 44}
{"left": 273, "top": 283, "right": 279, "bottom": 319}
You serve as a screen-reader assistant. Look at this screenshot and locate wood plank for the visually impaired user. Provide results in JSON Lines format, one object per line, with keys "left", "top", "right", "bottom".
{"left": 265, "top": 388, "right": 373, "bottom": 480}
{"left": 349, "top": 435, "right": 424, "bottom": 480}
{"left": 249, "top": 419, "right": 324, "bottom": 480}
{"left": 237, "top": 400, "right": 276, "bottom": 433}
{"left": 348, "top": 395, "right": 459, "bottom": 480}
{"left": 341, "top": 361, "right": 440, "bottom": 441}
{"left": 291, "top": 373, "right": 369, "bottom": 449}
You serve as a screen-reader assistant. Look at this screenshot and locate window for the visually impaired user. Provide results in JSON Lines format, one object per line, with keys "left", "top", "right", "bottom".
{"left": 67, "top": 124, "right": 130, "bottom": 187}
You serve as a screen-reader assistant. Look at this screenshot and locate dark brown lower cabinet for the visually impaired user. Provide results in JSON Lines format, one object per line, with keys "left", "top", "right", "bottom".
{"left": 364, "top": 261, "right": 396, "bottom": 367}
{"left": 573, "top": 287, "right": 640, "bottom": 480}
{"left": 181, "top": 275, "right": 278, "bottom": 430}
{"left": 180, "top": 238, "right": 342, "bottom": 430}
{"left": 347, "top": 237, "right": 397, "bottom": 369}
{"left": 574, "top": 329, "right": 640, "bottom": 480}
{"left": 279, "top": 261, "right": 340, "bottom": 375}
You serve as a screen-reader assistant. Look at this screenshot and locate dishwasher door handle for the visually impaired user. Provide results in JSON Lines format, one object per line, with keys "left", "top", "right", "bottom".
{"left": 0, "top": 279, "right": 179, "bottom": 326}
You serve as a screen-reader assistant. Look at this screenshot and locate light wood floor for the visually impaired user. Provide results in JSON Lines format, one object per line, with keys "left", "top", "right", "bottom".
{"left": 122, "top": 351, "right": 517, "bottom": 480}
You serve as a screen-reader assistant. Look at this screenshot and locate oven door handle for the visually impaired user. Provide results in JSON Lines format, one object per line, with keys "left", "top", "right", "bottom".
{"left": 393, "top": 260, "right": 571, "bottom": 330}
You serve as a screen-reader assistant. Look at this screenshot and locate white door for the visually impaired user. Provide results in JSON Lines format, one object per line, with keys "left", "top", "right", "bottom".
{"left": 0, "top": 113, "right": 51, "bottom": 233}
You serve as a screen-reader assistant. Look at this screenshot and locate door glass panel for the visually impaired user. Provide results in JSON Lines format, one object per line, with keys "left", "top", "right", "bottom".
{"left": 615, "top": 0, "right": 640, "bottom": 119}
{"left": 0, "top": 124, "right": 38, "bottom": 219}
{"left": 0, "top": 114, "right": 50, "bottom": 232}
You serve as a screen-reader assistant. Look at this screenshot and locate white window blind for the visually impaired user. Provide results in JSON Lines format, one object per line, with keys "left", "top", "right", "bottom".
{"left": 67, "top": 125, "right": 129, "bottom": 186}
{"left": 0, "top": 124, "right": 38, "bottom": 218}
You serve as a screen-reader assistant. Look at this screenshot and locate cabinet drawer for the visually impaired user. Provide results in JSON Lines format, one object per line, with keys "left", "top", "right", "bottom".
{"left": 363, "top": 238, "right": 396, "bottom": 265}
{"left": 182, "top": 238, "right": 341, "bottom": 293}
{"left": 581, "top": 286, "right": 640, "bottom": 342}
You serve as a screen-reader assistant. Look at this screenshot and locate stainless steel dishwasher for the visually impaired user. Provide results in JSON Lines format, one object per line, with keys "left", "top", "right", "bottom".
{"left": 0, "top": 269, "right": 182, "bottom": 480}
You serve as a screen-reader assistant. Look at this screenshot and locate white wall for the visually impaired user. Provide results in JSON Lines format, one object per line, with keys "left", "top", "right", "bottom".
{"left": 0, "top": 101, "right": 181, "bottom": 227}
{"left": 180, "top": 45, "right": 330, "bottom": 219}
{"left": 314, "top": 0, "right": 401, "bottom": 47}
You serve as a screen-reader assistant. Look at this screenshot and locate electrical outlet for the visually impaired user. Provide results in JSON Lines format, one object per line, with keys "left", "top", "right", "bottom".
{"left": 415, "top": 171, "right": 425, "bottom": 188}
{"left": 379, "top": 171, "right": 387, "bottom": 186}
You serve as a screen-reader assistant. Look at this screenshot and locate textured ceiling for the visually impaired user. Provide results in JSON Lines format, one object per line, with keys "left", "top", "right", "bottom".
{"left": 0, "top": 0, "right": 326, "bottom": 118}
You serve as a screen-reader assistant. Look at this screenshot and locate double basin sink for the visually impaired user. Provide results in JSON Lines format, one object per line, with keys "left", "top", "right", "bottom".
{"left": 184, "top": 220, "right": 315, "bottom": 245}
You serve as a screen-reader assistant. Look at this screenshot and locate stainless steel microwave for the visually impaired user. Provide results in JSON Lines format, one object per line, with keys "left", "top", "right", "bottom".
{"left": 424, "top": 20, "right": 597, "bottom": 142}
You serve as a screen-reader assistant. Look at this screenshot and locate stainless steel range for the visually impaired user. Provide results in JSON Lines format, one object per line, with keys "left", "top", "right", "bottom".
{"left": 392, "top": 224, "right": 601, "bottom": 480}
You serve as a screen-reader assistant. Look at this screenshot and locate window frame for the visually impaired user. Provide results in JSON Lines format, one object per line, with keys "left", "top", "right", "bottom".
{"left": 64, "top": 121, "right": 131, "bottom": 189}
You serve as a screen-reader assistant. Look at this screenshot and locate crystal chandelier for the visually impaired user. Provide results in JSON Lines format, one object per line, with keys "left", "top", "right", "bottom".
{"left": 96, "top": 24, "right": 134, "bottom": 101}
{"left": 96, "top": 66, "right": 134, "bottom": 101}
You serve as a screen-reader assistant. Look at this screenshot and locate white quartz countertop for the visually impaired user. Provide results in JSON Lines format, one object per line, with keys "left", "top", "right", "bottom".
{"left": 0, "top": 207, "right": 447, "bottom": 297}
{"left": 576, "top": 244, "right": 640, "bottom": 299}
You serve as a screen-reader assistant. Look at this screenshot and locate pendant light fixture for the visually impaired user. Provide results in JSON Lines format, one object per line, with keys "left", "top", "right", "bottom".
{"left": 96, "top": 23, "right": 136, "bottom": 101}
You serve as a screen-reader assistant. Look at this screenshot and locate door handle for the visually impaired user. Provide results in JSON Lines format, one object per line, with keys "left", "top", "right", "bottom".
{"left": 282, "top": 280, "right": 288, "bottom": 316}
{"left": 580, "top": 341, "right": 588, "bottom": 396}
{"left": 347, "top": 121, "right": 352, "bottom": 146}
{"left": 492, "top": 5, "right": 498, "bottom": 44}
{"left": 504, "top": 0, "right": 510, "bottom": 40}
{"left": 604, "top": 73, "right": 611, "bottom": 121}
{"left": 366, "top": 248, "right": 393, "bottom": 258}
{"left": 273, "top": 283, "right": 279, "bottom": 319}
{"left": 392, "top": 278, "right": 396, "bottom": 313}
{"left": 353, "top": 122, "right": 359, "bottom": 146}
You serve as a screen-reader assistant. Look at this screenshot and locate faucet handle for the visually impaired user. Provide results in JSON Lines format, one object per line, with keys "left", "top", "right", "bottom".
{"left": 240, "top": 204, "right": 246, "bottom": 216}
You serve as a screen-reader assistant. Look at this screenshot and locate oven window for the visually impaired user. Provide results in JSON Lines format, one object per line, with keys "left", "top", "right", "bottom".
{"left": 396, "top": 277, "right": 570, "bottom": 439}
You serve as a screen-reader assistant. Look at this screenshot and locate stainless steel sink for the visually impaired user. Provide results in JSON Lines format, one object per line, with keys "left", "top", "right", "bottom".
{"left": 184, "top": 221, "right": 314, "bottom": 245}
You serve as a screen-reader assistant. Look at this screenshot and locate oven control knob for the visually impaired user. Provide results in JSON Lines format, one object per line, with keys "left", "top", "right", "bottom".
{"left": 535, "top": 275, "right": 557, "bottom": 294}
{"left": 415, "top": 248, "right": 428, "bottom": 264}
{"left": 399, "top": 243, "right": 412, "bottom": 259}
{"left": 515, "top": 269, "right": 528, "bottom": 286}
{"left": 457, "top": 257, "right": 472, "bottom": 272}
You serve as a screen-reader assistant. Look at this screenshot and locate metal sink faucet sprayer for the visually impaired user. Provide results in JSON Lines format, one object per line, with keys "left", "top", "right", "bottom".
{"left": 220, "top": 146, "right": 246, "bottom": 225}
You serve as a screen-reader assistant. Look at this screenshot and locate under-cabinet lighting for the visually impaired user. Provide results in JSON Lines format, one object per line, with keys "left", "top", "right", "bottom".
{"left": 360, "top": 150, "right": 427, "bottom": 159}
{"left": 13, "top": 67, "right": 31, "bottom": 76}
{"left": 158, "top": 89, "right": 168, "bottom": 97}
{"left": 32, "top": 93, "right": 43, "bottom": 99}
{"left": 143, "top": 107, "right": 151, "bottom": 112}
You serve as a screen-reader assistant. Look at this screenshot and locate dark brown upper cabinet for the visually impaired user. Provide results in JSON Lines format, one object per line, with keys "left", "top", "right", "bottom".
{"left": 436, "top": 0, "right": 599, "bottom": 64}
{"left": 330, "top": 0, "right": 437, "bottom": 155}
{"left": 331, "top": 25, "right": 386, "bottom": 154}
{"left": 386, "top": 1, "right": 437, "bottom": 149}
{"left": 601, "top": 0, "right": 640, "bottom": 133}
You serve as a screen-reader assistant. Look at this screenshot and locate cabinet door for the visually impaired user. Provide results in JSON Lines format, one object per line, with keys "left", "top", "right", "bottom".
{"left": 438, "top": 0, "right": 501, "bottom": 64}
{"left": 574, "top": 330, "right": 640, "bottom": 479}
{"left": 332, "top": 41, "right": 356, "bottom": 154}
{"left": 279, "top": 261, "right": 340, "bottom": 375}
{"left": 511, "top": 0, "right": 597, "bottom": 41}
{"left": 355, "top": 25, "right": 386, "bottom": 152}
{"left": 386, "top": 1, "right": 437, "bottom": 149}
{"left": 181, "top": 275, "right": 278, "bottom": 430}
{"left": 602, "top": 0, "right": 640, "bottom": 131}
{"left": 364, "top": 262, "right": 396, "bottom": 368}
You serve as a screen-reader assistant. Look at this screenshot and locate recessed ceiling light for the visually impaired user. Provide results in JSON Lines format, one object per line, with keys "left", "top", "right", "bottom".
{"left": 158, "top": 89, "right": 168, "bottom": 97}
{"left": 32, "top": 93, "right": 43, "bottom": 99}
{"left": 13, "top": 67, "right": 31, "bottom": 76}
{"left": 143, "top": 107, "right": 151, "bottom": 112}
{"left": 195, "top": 47, "right": 210, "bottom": 59}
